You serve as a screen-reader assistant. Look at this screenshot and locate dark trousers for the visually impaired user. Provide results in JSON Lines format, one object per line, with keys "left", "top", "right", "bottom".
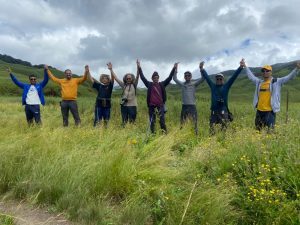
{"left": 94, "top": 106, "right": 111, "bottom": 127}
{"left": 209, "top": 110, "right": 230, "bottom": 134}
{"left": 255, "top": 110, "right": 276, "bottom": 131}
{"left": 149, "top": 105, "right": 166, "bottom": 133}
{"left": 181, "top": 104, "right": 198, "bottom": 134}
{"left": 121, "top": 106, "right": 137, "bottom": 126}
{"left": 60, "top": 100, "right": 81, "bottom": 126}
{"left": 25, "top": 104, "right": 41, "bottom": 125}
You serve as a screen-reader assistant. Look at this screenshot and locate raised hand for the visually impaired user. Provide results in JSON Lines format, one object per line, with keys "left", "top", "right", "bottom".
{"left": 240, "top": 58, "right": 246, "bottom": 68}
{"left": 199, "top": 61, "right": 205, "bottom": 70}
{"left": 296, "top": 61, "right": 300, "bottom": 69}
{"left": 44, "top": 64, "right": 48, "bottom": 70}
{"left": 107, "top": 62, "right": 113, "bottom": 70}
{"left": 174, "top": 62, "right": 179, "bottom": 70}
{"left": 6, "top": 67, "right": 12, "bottom": 74}
{"left": 85, "top": 65, "right": 89, "bottom": 73}
{"left": 136, "top": 59, "right": 140, "bottom": 67}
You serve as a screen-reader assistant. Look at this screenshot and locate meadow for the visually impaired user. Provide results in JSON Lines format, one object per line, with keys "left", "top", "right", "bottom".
{"left": 0, "top": 90, "right": 300, "bottom": 224}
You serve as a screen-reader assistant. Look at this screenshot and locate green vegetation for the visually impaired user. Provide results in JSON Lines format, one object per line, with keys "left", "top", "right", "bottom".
{"left": 0, "top": 95, "right": 299, "bottom": 224}
{"left": 0, "top": 58, "right": 300, "bottom": 224}
{"left": 0, "top": 214, "right": 14, "bottom": 225}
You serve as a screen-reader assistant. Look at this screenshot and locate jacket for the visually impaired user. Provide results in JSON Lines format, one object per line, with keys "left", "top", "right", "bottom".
{"left": 139, "top": 66, "right": 175, "bottom": 106}
{"left": 245, "top": 67, "right": 299, "bottom": 113}
{"left": 10, "top": 69, "right": 49, "bottom": 105}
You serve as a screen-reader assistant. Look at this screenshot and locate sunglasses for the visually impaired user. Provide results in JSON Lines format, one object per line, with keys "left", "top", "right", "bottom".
{"left": 30, "top": 78, "right": 36, "bottom": 81}
{"left": 184, "top": 74, "right": 191, "bottom": 77}
{"left": 216, "top": 78, "right": 223, "bottom": 81}
{"left": 261, "top": 69, "right": 271, "bottom": 73}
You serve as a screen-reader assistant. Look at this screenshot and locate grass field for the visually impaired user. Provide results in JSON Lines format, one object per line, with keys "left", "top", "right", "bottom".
{"left": 0, "top": 93, "right": 300, "bottom": 224}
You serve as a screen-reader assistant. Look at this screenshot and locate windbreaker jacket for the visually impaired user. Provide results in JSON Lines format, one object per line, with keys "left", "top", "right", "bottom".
{"left": 10, "top": 69, "right": 49, "bottom": 105}
{"left": 245, "top": 67, "right": 299, "bottom": 113}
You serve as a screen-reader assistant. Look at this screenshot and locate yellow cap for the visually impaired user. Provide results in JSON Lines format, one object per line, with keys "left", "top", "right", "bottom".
{"left": 261, "top": 65, "right": 272, "bottom": 71}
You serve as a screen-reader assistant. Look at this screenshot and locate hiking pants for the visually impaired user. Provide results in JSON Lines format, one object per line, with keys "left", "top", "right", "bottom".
{"left": 25, "top": 104, "right": 41, "bottom": 125}
{"left": 255, "top": 110, "right": 276, "bottom": 131}
{"left": 60, "top": 100, "right": 81, "bottom": 126}
{"left": 181, "top": 104, "right": 198, "bottom": 134}
{"left": 149, "top": 105, "right": 166, "bottom": 133}
{"left": 121, "top": 105, "right": 137, "bottom": 126}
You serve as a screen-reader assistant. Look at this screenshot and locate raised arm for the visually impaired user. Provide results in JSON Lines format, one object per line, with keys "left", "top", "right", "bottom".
{"left": 134, "top": 59, "right": 140, "bottom": 86}
{"left": 199, "top": 61, "right": 213, "bottom": 88}
{"left": 243, "top": 59, "right": 260, "bottom": 84}
{"left": 277, "top": 61, "right": 300, "bottom": 84}
{"left": 162, "top": 63, "right": 177, "bottom": 86}
{"left": 85, "top": 65, "right": 96, "bottom": 83}
{"left": 39, "top": 66, "right": 49, "bottom": 88}
{"left": 46, "top": 68, "right": 61, "bottom": 84}
{"left": 137, "top": 62, "right": 150, "bottom": 87}
{"left": 8, "top": 67, "right": 25, "bottom": 89}
{"left": 108, "top": 62, "right": 124, "bottom": 88}
{"left": 77, "top": 66, "right": 88, "bottom": 84}
{"left": 173, "top": 63, "right": 184, "bottom": 86}
{"left": 225, "top": 59, "right": 244, "bottom": 88}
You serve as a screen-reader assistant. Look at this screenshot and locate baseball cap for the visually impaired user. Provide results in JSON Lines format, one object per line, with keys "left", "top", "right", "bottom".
{"left": 215, "top": 73, "right": 224, "bottom": 78}
{"left": 261, "top": 65, "right": 272, "bottom": 71}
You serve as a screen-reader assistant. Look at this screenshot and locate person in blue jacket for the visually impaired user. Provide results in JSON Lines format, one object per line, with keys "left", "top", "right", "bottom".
{"left": 8, "top": 67, "right": 49, "bottom": 125}
{"left": 200, "top": 59, "right": 244, "bottom": 134}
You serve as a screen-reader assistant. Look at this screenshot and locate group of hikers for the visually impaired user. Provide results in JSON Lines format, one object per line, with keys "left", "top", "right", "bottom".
{"left": 8, "top": 59, "right": 300, "bottom": 134}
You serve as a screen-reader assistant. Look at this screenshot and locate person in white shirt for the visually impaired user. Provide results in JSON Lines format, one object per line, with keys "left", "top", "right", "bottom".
{"left": 8, "top": 67, "right": 49, "bottom": 125}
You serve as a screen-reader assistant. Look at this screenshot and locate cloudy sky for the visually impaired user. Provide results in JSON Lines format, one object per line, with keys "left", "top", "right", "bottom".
{"left": 0, "top": 0, "right": 299, "bottom": 82}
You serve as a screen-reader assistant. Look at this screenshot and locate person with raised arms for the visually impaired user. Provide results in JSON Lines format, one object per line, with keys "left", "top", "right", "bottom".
{"left": 242, "top": 59, "right": 300, "bottom": 131}
{"left": 8, "top": 67, "right": 48, "bottom": 125}
{"left": 173, "top": 63, "right": 204, "bottom": 134}
{"left": 110, "top": 61, "right": 139, "bottom": 126}
{"left": 86, "top": 64, "right": 114, "bottom": 127}
{"left": 45, "top": 65, "right": 88, "bottom": 126}
{"left": 138, "top": 61, "right": 176, "bottom": 134}
{"left": 199, "top": 59, "right": 244, "bottom": 134}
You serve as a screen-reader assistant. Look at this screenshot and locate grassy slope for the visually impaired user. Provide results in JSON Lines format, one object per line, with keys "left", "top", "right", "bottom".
{"left": 0, "top": 60, "right": 300, "bottom": 224}
{"left": 0, "top": 95, "right": 300, "bottom": 225}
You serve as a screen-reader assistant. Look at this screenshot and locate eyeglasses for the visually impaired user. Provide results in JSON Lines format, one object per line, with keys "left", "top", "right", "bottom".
{"left": 261, "top": 69, "right": 271, "bottom": 73}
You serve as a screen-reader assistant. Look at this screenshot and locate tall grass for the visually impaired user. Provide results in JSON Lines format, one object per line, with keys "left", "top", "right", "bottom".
{"left": 0, "top": 95, "right": 300, "bottom": 225}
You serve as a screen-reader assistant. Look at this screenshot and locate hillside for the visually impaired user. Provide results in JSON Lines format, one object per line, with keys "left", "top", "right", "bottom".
{"left": 0, "top": 56, "right": 300, "bottom": 102}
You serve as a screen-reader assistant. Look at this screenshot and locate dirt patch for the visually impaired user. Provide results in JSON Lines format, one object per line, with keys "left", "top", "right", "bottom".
{"left": 0, "top": 200, "right": 75, "bottom": 225}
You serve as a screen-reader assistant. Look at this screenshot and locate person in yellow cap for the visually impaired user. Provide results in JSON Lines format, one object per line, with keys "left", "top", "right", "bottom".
{"left": 241, "top": 60, "right": 300, "bottom": 131}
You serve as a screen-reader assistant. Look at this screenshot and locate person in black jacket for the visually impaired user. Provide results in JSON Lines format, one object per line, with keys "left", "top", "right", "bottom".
{"left": 138, "top": 60, "right": 177, "bottom": 133}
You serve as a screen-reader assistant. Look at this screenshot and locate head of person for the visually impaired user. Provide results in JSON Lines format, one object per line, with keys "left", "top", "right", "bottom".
{"left": 184, "top": 71, "right": 192, "bottom": 82}
{"left": 261, "top": 65, "right": 272, "bottom": 79}
{"left": 28, "top": 74, "right": 37, "bottom": 85}
{"left": 99, "top": 74, "right": 110, "bottom": 85}
{"left": 215, "top": 73, "right": 224, "bottom": 85}
{"left": 152, "top": 71, "right": 159, "bottom": 83}
{"left": 123, "top": 73, "right": 135, "bottom": 84}
{"left": 64, "top": 69, "right": 72, "bottom": 80}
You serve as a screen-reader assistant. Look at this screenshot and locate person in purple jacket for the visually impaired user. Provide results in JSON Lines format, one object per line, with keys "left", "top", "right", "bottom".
{"left": 8, "top": 67, "right": 48, "bottom": 125}
{"left": 138, "top": 60, "right": 176, "bottom": 134}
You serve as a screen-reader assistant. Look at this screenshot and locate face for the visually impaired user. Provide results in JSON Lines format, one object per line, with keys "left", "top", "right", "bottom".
{"left": 152, "top": 75, "right": 159, "bottom": 83}
{"left": 184, "top": 73, "right": 192, "bottom": 81}
{"left": 29, "top": 76, "right": 37, "bottom": 85}
{"left": 261, "top": 69, "right": 272, "bottom": 79}
{"left": 215, "top": 76, "right": 224, "bottom": 85}
{"left": 65, "top": 70, "right": 72, "bottom": 80}
{"left": 125, "top": 74, "right": 133, "bottom": 84}
{"left": 101, "top": 76, "right": 109, "bottom": 84}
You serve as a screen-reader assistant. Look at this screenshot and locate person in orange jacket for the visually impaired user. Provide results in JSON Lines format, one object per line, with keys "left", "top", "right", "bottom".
{"left": 45, "top": 65, "right": 88, "bottom": 126}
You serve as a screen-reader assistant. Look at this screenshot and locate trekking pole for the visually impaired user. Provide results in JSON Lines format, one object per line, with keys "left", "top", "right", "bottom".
{"left": 285, "top": 90, "right": 289, "bottom": 124}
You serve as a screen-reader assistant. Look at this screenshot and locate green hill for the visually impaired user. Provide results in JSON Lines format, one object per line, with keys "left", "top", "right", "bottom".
{"left": 1, "top": 55, "right": 300, "bottom": 102}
